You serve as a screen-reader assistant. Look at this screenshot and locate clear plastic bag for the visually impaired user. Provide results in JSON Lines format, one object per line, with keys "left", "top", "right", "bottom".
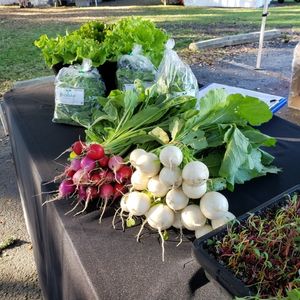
{"left": 288, "top": 41, "right": 300, "bottom": 110}
{"left": 155, "top": 39, "right": 199, "bottom": 98}
{"left": 53, "top": 59, "right": 106, "bottom": 126}
{"left": 116, "top": 45, "right": 157, "bottom": 90}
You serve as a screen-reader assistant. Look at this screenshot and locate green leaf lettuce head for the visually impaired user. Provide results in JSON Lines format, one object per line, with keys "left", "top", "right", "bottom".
{"left": 102, "top": 17, "right": 168, "bottom": 67}
{"left": 34, "top": 21, "right": 108, "bottom": 68}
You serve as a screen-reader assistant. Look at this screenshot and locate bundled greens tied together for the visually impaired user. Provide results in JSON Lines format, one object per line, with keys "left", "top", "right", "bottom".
{"left": 80, "top": 82, "right": 279, "bottom": 191}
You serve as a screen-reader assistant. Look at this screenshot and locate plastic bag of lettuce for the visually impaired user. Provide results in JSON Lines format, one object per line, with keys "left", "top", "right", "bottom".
{"left": 116, "top": 45, "right": 157, "bottom": 90}
{"left": 53, "top": 59, "right": 106, "bottom": 126}
{"left": 155, "top": 39, "right": 199, "bottom": 99}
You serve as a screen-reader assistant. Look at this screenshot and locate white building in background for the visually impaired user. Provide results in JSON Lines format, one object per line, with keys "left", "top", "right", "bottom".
{"left": 184, "top": 0, "right": 271, "bottom": 8}
{"left": 0, "top": 0, "right": 17, "bottom": 4}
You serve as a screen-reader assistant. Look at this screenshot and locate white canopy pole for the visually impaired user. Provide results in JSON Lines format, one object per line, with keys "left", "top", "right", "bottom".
{"left": 256, "top": 0, "right": 270, "bottom": 70}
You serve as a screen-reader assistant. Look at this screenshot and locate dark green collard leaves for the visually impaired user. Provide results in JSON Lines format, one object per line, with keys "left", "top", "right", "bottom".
{"left": 218, "top": 125, "right": 279, "bottom": 190}
{"left": 194, "top": 91, "right": 279, "bottom": 191}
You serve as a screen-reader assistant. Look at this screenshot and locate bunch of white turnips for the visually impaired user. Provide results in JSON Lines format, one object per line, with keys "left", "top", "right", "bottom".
{"left": 119, "top": 145, "right": 236, "bottom": 261}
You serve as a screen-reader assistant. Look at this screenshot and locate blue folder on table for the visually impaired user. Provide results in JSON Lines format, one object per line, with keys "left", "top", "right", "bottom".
{"left": 198, "top": 83, "right": 287, "bottom": 113}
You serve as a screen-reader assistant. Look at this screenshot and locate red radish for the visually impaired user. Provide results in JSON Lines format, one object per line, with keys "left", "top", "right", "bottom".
{"left": 113, "top": 183, "right": 126, "bottom": 200}
{"left": 65, "top": 185, "right": 87, "bottom": 215}
{"left": 59, "top": 179, "right": 75, "bottom": 197}
{"left": 108, "top": 156, "right": 123, "bottom": 173}
{"left": 86, "top": 143, "right": 105, "bottom": 160}
{"left": 80, "top": 156, "right": 96, "bottom": 173}
{"left": 73, "top": 169, "right": 89, "bottom": 186}
{"left": 104, "top": 171, "right": 115, "bottom": 183}
{"left": 86, "top": 186, "right": 98, "bottom": 200}
{"left": 51, "top": 166, "right": 76, "bottom": 182}
{"left": 74, "top": 185, "right": 98, "bottom": 216}
{"left": 116, "top": 166, "right": 132, "bottom": 183}
{"left": 42, "top": 179, "right": 75, "bottom": 206}
{"left": 65, "top": 168, "right": 76, "bottom": 178}
{"left": 54, "top": 140, "right": 85, "bottom": 161}
{"left": 98, "top": 155, "right": 109, "bottom": 168}
{"left": 78, "top": 185, "right": 87, "bottom": 200}
{"left": 90, "top": 173, "right": 102, "bottom": 186}
{"left": 70, "top": 158, "right": 81, "bottom": 172}
{"left": 72, "top": 141, "right": 86, "bottom": 156}
{"left": 99, "top": 183, "right": 114, "bottom": 223}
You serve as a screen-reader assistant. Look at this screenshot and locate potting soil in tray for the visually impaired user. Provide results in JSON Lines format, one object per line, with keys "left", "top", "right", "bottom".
{"left": 193, "top": 185, "right": 300, "bottom": 299}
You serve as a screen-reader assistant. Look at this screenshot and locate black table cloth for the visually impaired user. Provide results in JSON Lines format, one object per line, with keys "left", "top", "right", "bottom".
{"left": 3, "top": 80, "right": 300, "bottom": 300}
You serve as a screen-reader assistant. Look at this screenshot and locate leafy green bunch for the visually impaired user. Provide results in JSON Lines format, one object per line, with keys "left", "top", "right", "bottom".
{"left": 79, "top": 83, "right": 279, "bottom": 191}
{"left": 34, "top": 21, "right": 108, "bottom": 68}
{"left": 103, "top": 17, "right": 168, "bottom": 67}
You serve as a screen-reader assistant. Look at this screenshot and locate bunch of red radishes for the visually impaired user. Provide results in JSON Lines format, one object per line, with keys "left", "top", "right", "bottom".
{"left": 44, "top": 141, "right": 132, "bottom": 221}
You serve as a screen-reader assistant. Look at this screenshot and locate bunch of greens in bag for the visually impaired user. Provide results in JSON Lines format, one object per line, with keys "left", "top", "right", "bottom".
{"left": 53, "top": 59, "right": 106, "bottom": 126}
{"left": 116, "top": 45, "right": 157, "bottom": 90}
{"left": 155, "top": 39, "right": 199, "bottom": 99}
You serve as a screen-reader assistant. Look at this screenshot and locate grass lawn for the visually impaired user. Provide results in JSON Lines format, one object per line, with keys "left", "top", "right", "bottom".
{"left": 0, "top": 1, "right": 299, "bottom": 96}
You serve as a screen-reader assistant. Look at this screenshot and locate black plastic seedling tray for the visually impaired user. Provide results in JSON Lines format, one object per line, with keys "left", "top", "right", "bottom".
{"left": 192, "top": 184, "right": 300, "bottom": 298}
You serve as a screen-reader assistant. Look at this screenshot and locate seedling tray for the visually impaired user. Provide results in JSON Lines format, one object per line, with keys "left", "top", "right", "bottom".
{"left": 192, "top": 184, "right": 300, "bottom": 298}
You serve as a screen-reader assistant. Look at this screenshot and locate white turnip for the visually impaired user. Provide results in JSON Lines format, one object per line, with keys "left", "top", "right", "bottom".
{"left": 182, "top": 182, "right": 207, "bottom": 199}
{"left": 147, "top": 176, "right": 169, "bottom": 197}
{"left": 159, "top": 167, "right": 182, "bottom": 188}
{"left": 211, "top": 211, "right": 236, "bottom": 229}
{"left": 159, "top": 145, "right": 183, "bottom": 168}
{"left": 129, "top": 148, "right": 147, "bottom": 167}
{"left": 126, "top": 192, "right": 151, "bottom": 216}
{"left": 135, "top": 152, "right": 160, "bottom": 177}
{"left": 181, "top": 204, "right": 206, "bottom": 231}
{"left": 199, "top": 191, "right": 229, "bottom": 220}
{"left": 131, "top": 170, "right": 149, "bottom": 191}
{"left": 143, "top": 204, "right": 175, "bottom": 262}
{"left": 166, "top": 188, "right": 189, "bottom": 211}
{"left": 182, "top": 161, "right": 209, "bottom": 186}
{"left": 195, "top": 225, "right": 213, "bottom": 239}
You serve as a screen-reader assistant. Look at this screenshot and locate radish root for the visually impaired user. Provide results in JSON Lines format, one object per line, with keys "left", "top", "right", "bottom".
{"left": 99, "top": 199, "right": 108, "bottom": 224}
{"left": 65, "top": 200, "right": 82, "bottom": 216}
{"left": 176, "top": 227, "right": 183, "bottom": 247}
{"left": 74, "top": 199, "right": 90, "bottom": 216}
{"left": 158, "top": 228, "right": 165, "bottom": 262}
{"left": 112, "top": 207, "right": 122, "bottom": 229}
{"left": 136, "top": 219, "right": 147, "bottom": 242}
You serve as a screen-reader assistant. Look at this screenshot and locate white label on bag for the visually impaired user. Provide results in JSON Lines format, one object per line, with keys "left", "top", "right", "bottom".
{"left": 55, "top": 87, "right": 84, "bottom": 105}
{"left": 124, "top": 84, "right": 135, "bottom": 91}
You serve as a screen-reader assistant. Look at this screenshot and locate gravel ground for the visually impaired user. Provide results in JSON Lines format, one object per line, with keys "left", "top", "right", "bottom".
{"left": 0, "top": 123, "right": 42, "bottom": 299}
